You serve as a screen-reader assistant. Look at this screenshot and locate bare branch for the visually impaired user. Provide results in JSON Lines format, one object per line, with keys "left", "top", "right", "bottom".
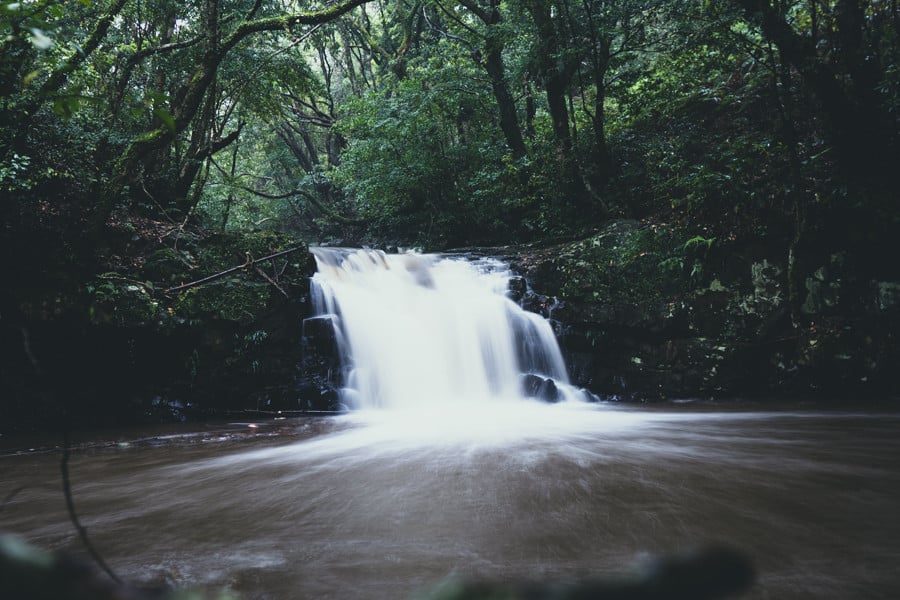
{"left": 165, "top": 246, "right": 307, "bottom": 294}
{"left": 62, "top": 434, "right": 122, "bottom": 584}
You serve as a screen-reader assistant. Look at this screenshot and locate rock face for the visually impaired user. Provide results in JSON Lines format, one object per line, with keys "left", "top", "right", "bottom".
{"left": 298, "top": 314, "right": 344, "bottom": 411}
{"left": 512, "top": 220, "right": 900, "bottom": 401}
{"left": 0, "top": 231, "right": 330, "bottom": 432}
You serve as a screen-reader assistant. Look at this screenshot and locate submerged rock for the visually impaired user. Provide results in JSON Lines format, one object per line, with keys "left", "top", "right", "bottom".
{"left": 420, "top": 545, "right": 754, "bottom": 600}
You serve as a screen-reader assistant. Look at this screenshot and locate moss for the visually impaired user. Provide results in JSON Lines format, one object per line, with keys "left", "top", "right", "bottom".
{"left": 143, "top": 248, "right": 195, "bottom": 284}
{"left": 175, "top": 279, "right": 271, "bottom": 323}
{"left": 546, "top": 220, "right": 709, "bottom": 306}
{"left": 114, "top": 127, "right": 168, "bottom": 175}
{"left": 193, "top": 231, "right": 308, "bottom": 273}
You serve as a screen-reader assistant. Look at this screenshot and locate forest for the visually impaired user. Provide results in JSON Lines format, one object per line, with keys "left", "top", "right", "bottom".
{"left": 2, "top": 0, "right": 900, "bottom": 427}
{"left": 3, "top": 3, "right": 900, "bottom": 600}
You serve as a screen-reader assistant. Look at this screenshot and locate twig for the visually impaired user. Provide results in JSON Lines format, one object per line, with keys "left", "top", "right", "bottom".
{"left": 164, "top": 246, "right": 305, "bottom": 294}
{"left": 172, "top": 204, "right": 196, "bottom": 252}
{"left": 61, "top": 433, "right": 122, "bottom": 584}
{"left": 276, "top": 258, "right": 289, "bottom": 279}
{"left": 20, "top": 327, "right": 39, "bottom": 372}
{"left": 140, "top": 175, "right": 177, "bottom": 225}
{"left": 255, "top": 265, "right": 289, "bottom": 298}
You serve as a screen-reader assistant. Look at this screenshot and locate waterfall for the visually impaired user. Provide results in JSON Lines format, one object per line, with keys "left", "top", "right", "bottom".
{"left": 307, "top": 247, "right": 588, "bottom": 410}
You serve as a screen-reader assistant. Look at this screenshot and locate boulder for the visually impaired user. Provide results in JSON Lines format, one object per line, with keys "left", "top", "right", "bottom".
{"left": 521, "top": 373, "right": 562, "bottom": 403}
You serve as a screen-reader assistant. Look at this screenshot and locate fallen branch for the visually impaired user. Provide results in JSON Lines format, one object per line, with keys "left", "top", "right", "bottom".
{"left": 255, "top": 265, "right": 289, "bottom": 298}
{"left": 164, "top": 246, "right": 306, "bottom": 294}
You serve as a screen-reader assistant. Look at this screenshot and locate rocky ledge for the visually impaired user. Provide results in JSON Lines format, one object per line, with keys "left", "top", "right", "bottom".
{"left": 510, "top": 220, "right": 900, "bottom": 401}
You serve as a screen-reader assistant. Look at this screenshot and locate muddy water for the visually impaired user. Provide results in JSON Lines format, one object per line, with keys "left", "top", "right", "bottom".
{"left": 1, "top": 403, "right": 898, "bottom": 599}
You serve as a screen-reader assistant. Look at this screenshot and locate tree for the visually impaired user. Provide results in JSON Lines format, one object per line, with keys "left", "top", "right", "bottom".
{"left": 733, "top": 0, "right": 899, "bottom": 185}
{"left": 450, "top": 0, "right": 528, "bottom": 158}
{"left": 110, "top": 0, "right": 373, "bottom": 216}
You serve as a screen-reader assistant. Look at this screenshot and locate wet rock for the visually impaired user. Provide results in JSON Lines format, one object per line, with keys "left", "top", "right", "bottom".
{"left": 801, "top": 252, "right": 852, "bottom": 316}
{"left": 302, "top": 315, "right": 341, "bottom": 363}
{"left": 296, "top": 382, "right": 342, "bottom": 411}
{"left": 521, "top": 373, "right": 561, "bottom": 403}
{"left": 421, "top": 544, "right": 753, "bottom": 600}
{"left": 507, "top": 276, "right": 527, "bottom": 302}
{"left": 299, "top": 314, "right": 344, "bottom": 410}
{"left": 876, "top": 281, "right": 900, "bottom": 312}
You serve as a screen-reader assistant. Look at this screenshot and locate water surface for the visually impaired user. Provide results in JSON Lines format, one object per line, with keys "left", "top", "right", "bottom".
{"left": 2, "top": 403, "right": 898, "bottom": 599}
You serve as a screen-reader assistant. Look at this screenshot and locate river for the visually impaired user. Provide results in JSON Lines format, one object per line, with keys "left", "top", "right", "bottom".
{"left": 2, "top": 402, "right": 898, "bottom": 599}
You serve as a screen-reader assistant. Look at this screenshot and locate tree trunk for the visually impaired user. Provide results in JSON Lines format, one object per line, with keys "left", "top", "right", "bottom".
{"left": 457, "top": 0, "right": 527, "bottom": 158}
{"left": 484, "top": 42, "right": 527, "bottom": 158}
{"left": 523, "top": 0, "right": 572, "bottom": 153}
{"left": 735, "top": 0, "right": 895, "bottom": 181}
{"left": 109, "top": 0, "right": 373, "bottom": 213}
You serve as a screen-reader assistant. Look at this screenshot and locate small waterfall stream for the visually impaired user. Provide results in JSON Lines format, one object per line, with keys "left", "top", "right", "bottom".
{"left": 307, "top": 247, "right": 588, "bottom": 411}
{"left": 2, "top": 249, "right": 898, "bottom": 598}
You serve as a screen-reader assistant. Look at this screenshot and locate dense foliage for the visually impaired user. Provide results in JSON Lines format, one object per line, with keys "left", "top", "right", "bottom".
{"left": 3, "top": 0, "right": 898, "bottom": 244}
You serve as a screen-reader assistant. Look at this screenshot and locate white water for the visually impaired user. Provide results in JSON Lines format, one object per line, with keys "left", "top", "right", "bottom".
{"left": 308, "top": 247, "right": 588, "bottom": 411}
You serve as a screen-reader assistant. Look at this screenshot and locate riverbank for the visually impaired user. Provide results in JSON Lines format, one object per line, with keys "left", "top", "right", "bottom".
{"left": 1, "top": 224, "right": 323, "bottom": 433}
{"left": 511, "top": 218, "right": 900, "bottom": 402}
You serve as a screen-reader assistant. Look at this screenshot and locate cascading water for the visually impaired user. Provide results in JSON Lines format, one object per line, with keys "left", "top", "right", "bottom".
{"left": 307, "top": 247, "right": 589, "bottom": 411}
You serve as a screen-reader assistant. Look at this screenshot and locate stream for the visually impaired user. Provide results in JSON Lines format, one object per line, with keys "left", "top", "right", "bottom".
{"left": 2, "top": 403, "right": 899, "bottom": 599}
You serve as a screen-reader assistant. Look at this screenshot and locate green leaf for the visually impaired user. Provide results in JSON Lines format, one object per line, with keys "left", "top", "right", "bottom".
{"left": 52, "top": 96, "right": 80, "bottom": 119}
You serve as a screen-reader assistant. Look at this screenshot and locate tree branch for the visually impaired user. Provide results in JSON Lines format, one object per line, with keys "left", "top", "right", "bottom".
{"left": 165, "top": 246, "right": 307, "bottom": 294}
{"left": 112, "top": 35, "right": 204, "bottom": 111}
{"left": 62, "top": 433, "right": 122, "bottom": 585}
{"left": 33, "top": 0, "right": 129, "bottom": 105}
{"left": 224, "top": 0, "right": 372, "bottom": 54}
{"left": 254, "top": 265, "right": 289, "bottom": 298}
